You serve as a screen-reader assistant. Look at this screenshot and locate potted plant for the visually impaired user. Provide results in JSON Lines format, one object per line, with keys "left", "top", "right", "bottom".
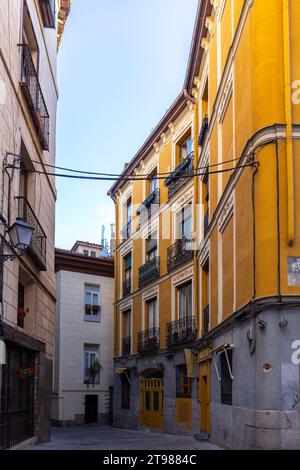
{"left": 88, "top": 359, "right": 101, "bottom": 386}
{"left": 18, "top": 307, "right": 29, "bottom": 319}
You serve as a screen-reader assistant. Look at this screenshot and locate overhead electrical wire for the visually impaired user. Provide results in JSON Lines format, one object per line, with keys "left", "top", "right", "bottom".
{"left": 12, "top": 162, "right": 256, "bottom": 182}
{"left": 25, "top": 154, "right": 251, "bottom": 179}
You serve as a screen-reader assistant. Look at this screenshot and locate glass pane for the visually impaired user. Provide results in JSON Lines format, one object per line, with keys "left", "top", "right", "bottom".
{"left": 179, "top": 287, "right": 186, "bottom": 318}
{"left": 85, "top": 292, "right": 91, "bottom": 305}
{"left": 145, "top": 391, "right": 151, "bottom": 410}
{"left": 92, "top": 293, "right": 98, "bottom": 305}
{"left": 153, "top": 391, "right": 159, "bottom": 411}
{"left": 187, "top": 283, "right": 192, "bottom": 316}
{"left": 187, "top": 137, "right": 193, "bottom": 155}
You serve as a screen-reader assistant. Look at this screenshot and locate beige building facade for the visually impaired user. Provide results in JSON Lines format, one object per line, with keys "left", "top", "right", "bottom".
{"left": 0, "top": 0, "right": 70, "bottom": 448}
{"left": 52, "top": 246, "right": 114, "bottom": 426}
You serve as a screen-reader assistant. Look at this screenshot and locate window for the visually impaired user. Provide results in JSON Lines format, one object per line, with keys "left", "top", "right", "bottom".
{"left": 23, "top": 1, "right": 39, "bottom": 68}
{"left": 123, "top": 310, "right": 131, "bottom": 337}
{"left": 178, "top": 282, "right": 192, "bottom": 319}
{"left": 179, "top": 136, "right": 193, "bottom": 162}
{"left": 83, "top": 249, "right": 89, "bottom": 256}
{"left": 147, "top": 298, "right": 157, "bottom": 331}
{"left": 124, "top": 253, "right": 132, "bottom": 280}
{"left": 176, "top": 365, "right": 192, "bottom": 398}
{"left": 149, "top": 168, "right": 158, "bottom": 193}
{"left": 121, "top": 371, "right": 131, "bottom": 409}
{"left": 220, "top": 349, "right": 233, "bottom": 405}
{"left": 147, "top": 231, "right": 158, "bottom": 261}
{"left": 177, "top": 203, "right": 192, "bottom": 240}
{"left": 91, "top": 251, "right": 96, "bottom": 257}
{"left": 84, "top": 345, "right": 100, "bottom": 384}
{"left": 85, "top": 284, "right": 100, "bottom": 321}
{"left": 126, "top": 197, "right": 132, "bottom": 224}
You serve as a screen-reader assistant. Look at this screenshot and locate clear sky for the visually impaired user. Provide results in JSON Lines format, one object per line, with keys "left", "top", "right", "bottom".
{"left": 55, "top": 0, "right": 199, "bottom": 249}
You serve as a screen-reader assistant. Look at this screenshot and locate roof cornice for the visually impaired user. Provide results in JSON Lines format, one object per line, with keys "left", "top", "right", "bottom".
{"left": 55, "top": 249, "right": 114, "bottom": 278}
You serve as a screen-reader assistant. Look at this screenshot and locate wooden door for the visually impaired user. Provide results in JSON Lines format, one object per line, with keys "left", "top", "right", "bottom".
{"left": 140, "top": 378, "right": 163, "bottom": 430}
{"left": 199, "top": 361, "right": 210, "bottom": 434}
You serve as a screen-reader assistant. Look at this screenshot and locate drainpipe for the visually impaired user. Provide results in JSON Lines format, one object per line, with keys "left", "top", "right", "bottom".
{"left": 282, "top": 0, "right": 294, "bottom": 245}
{"left": 193, "top": 101, "right": 199, "bottom": 334}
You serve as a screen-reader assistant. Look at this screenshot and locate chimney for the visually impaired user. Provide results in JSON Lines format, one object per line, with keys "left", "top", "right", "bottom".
{"left": 110, "top": 223, "right": 115, "bottom": 255}
{"left": 101, "top": 225, "right": 105, "bottom": 247}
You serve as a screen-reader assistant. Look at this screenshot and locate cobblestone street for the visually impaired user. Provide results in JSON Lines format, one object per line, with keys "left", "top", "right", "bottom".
{"left": 33, "top": 425, "right": 222, "bottom": 451}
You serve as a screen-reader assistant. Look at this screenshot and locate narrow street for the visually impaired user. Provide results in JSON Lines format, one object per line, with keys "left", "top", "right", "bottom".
{"left": 33, "top": 425, "right": 222, "bottom": 451}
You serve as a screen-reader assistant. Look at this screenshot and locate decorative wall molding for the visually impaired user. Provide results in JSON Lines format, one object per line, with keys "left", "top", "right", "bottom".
{"left": 199, "top": 242, "right": 209, "bottom": 267}
{"left": 199, "top": 148, "right": 210, "bottom": 180}
{"left": 142, "top": 285, "right": 159, "bottom": 301}
{"left": 120, "top": 299, "right": 132, "bottom": 312}
{"left": 171, "top": 188, "right": 194, "bottom": 213}
{"left": 218, "top": 195, "right": 234, "bottom": 233}
{"left": 172, "top": 266, "right": 194, "bottom": 286}
{"left": 201, "top": 37, "right": 210, "bottom": 54}
{"left": 218, "top": 70, "right": 233, "bottom": 123}
{"left": 120, "top": 240, "right": 133, "bottom": 257}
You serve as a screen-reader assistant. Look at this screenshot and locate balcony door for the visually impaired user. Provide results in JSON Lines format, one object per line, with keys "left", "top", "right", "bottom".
{"left": 177, "top": 204, "right": 192, "bottom": 240}
{"left": 147, "top": 298, "right": 157, "bottom": 332}
{"left": 179, "top": 135, "right": 193, "bottom": 162}
{"left": 178, "top": 282, "right": 192, "bottom": 320}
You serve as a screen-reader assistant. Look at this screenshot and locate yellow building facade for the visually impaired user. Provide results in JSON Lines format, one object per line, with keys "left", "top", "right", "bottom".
{"left": 109, "top": 0, "right": 300, "bottom": 449}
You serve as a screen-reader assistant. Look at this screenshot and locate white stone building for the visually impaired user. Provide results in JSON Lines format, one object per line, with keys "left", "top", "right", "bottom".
{"left": 52, "top": 245, "right": 114, "bottom": 426}
{"left": 0, "top": 0, "right": 70, "bottom": 448}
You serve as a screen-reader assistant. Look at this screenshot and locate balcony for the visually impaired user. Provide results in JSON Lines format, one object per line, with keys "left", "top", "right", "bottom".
{"left": 203, "top": 305, "right": 209, "bottom": 335}
{"left": 137, "top": 327, "right": 160, "bottom": 353}
{"left": 138, "top": 257, "right": 160, "bottom": 289}
{"left": 167, "top": 236, "right": 194, "bottom": 272}
{"left": 16, "top": 197, "right": 47, "bottom": 271}
{"left": 121, "top": 221, "right": 131, "bottom": 241}
{"left": 39, "top": 0, "right": 55, "bottom": 28}
{"left": 164, "top": 152, "right": 194, "bottom": 199}
{"left": 136, "top": 188, "right": 160, "bottom": 223}
{"left": 204, "top": 209, "right": 209, "bottom": 236}
{"left": 123, "top": 278, "right": 131, "bottom": 297}
{"left": 166, "top": 316, "right": 197, "bottom": 347}
{"left": 20, "top": 45, "right": 49, "bottom": 151}
{"left": 122, "top": 336, "right": 131, "bottom": 356}
{"left": 198, "top": 116, "right": 209, "bottom": 148}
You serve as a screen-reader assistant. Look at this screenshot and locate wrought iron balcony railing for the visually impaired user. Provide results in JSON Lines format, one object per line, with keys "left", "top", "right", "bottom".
{"left": 203, "top": 305, "right": 209, "bottom": 335}
{"left": 15, "top": 197, "right": 47, "bottom": 271}
{"left": 19, "top": 45, "right": 50, "bottom": 151}
{"left": 164, "top": 152, "right": 194, "bottom": 199}
{"left": 138, "top": 256, "right": 160, "bottom": 289}
{"left": 167, "top": 235, "right": 194, "bottom": 272}
{"left": 122, "top": 336, "right": 131, "bottom": 356}
{"left": 198, "top": 116, "right": 209, "bottom": 147}
{"left": 120, "top": 221, "right": 132, "bottom": 241}
{"left": 39, "top": 0, "right": 55, "bottom": 28}
{"left": 123, "top": 278, "right": 131, "bottom": 297}
{"left": 204, "top": 209, "right": 209, "bottom": 236}
{"left": 137, "top": 327, "right": 160, "bottom": 353}
{"left": 166, "top": 316, "right": 197, "bottom": 347}
{"left": 136, "top": 188, "right": 160, "bottom": 223}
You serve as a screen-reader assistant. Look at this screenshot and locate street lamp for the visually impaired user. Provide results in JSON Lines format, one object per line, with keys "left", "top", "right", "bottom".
{"left": 0, "top": 215, "right": 34, "bottom": 365}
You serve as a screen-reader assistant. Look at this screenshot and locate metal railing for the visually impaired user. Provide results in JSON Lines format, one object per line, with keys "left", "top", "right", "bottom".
{"left": 203, "top": 305, "right": 209, "bottom": 335}
{"left": 166, "top": 316, "right": 197, "bottom": 347}
{"left": 136, "top": 188, "right": 160, "bottom": 223}
{"left": 123, "top": 278, "right": 131, "bottom": 297}
{"left": 39, "top": 0, "right": 55, "bottom": 28}
{"left": 204, "top": 209, "right": 209, "bottom": 236}
{"left": 138, "top": 256, "right": 160, "bottom": 289}
{"left": 167, "top": 235, "right": 194, "bottom": 272}
{"left": 137, "top": 327, "right": 160, "bottom": 353}
{"left": 122, "top": 336, "right": 131, "bottom": 356}
{"left": 15, "top": 197, "right": 47, "bottom": 271}
{"left": 164, "top": 152, "right": 194, "bottom": 199}
{"left": 19, "top": 45, "right": 49, "bottom": 150}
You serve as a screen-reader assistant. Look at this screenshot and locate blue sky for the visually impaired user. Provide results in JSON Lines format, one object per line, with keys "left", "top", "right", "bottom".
{"left": 55, "top": 0, "right": 199, "bottom": 249}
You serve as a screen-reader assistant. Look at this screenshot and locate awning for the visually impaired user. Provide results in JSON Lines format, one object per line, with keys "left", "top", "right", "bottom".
{"left": 115, "top": 367, "right": 128, "bottom": 374}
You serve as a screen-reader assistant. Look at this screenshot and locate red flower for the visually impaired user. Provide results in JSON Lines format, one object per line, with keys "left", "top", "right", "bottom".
{"left": 18, "top": 307, "right": 23, "bottom": 315}
{"left": 26, "top": 308, "right": 29, "bottom": 314}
